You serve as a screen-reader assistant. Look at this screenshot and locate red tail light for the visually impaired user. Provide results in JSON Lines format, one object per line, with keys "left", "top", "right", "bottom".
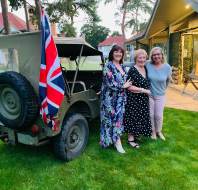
{"left": 31, "top": 124, "right": 40, "bottom": 135}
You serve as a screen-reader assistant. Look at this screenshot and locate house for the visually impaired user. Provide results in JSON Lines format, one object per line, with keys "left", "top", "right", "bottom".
{"left": 98, "top": 35, "right": 125, "bottom": 60}
{"left": 125, "top": 31, "right": 148, "bottom": 53}
{"left": 0, "top": 12, "right": 28, "bottom": 33}
{"left": 125, "top": 0, "right": 198, "bottom": 84}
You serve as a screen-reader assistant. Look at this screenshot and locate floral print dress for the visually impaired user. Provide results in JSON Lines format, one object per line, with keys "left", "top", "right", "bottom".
{"left": 100, "top": 62, "right": 127, "bottom": 147}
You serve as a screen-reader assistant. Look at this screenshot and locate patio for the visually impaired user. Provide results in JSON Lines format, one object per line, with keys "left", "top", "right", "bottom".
{"left": 166, "top": 83, "right": 198, "bottom": 112}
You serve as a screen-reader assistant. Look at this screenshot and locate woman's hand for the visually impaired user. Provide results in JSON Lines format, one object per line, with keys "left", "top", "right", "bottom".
{"left": 123, "top": 79, "right": 132, "bottom": 89}
{"left": 141, "top": 88, "right": 151, "bottom": 95}
{"left": 128, "top": 85, "right": 151, "bottom": 95}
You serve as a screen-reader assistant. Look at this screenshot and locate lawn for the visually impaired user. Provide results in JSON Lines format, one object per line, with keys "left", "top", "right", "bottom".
{"left": 0, "top": 108, "right": 197, "bottom": 190}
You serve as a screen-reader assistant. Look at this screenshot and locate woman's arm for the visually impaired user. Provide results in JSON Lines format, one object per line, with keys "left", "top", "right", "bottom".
{"left": 166, "top": 75, "right": 172, "bottom": 88}
{"left": 126, "top": 67, "right": 150, "bottom": 94}
{"left": 128, "top": 85, "right": 151, "bottom": 95}
{"left": 166, "top": 65, "right": 173, "bottom": 88}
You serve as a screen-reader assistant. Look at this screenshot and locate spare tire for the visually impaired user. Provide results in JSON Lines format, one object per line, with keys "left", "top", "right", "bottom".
{"left": 0, "top": 71, "right": 39, "bottom": 130}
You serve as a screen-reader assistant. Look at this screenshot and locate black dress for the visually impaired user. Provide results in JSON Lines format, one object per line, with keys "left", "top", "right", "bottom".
{"left": 124, "top": 66, "right": 152, "bottom": 137}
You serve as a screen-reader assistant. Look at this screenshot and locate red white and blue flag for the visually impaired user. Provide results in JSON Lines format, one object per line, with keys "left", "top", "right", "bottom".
{"left": 39, "top": 10, "right": 65, "bottom": 131}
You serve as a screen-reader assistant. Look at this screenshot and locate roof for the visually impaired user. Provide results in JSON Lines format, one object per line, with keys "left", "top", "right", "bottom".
{"left": 146, "top": 0, "right": 194, "bottom": 37}
{"left": 54, "top": 37, "right": 93, "bottom": 46}
{"left": 54, "top": 37, "right": 103, "bottom": 58}
{"left": 98, "top": 35, "right": 124, "bottom": 47}
{"left": 126, "top": 0, "right": 195, "bottom": 44}
{"left": 0, "top": 12, "right": 27, "bottom": 31}
{"left": 125, "top": 31, "right": 145, "bottom": 44}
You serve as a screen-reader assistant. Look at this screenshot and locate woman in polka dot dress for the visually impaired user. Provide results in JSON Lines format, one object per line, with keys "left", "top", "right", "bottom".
{"left": 124, "top": 49, "right": 152, "bottom": 148}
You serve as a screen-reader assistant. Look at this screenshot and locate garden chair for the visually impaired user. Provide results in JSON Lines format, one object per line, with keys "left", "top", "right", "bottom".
{"left": 182, "top": 69, "right": 198, "bottom": 98}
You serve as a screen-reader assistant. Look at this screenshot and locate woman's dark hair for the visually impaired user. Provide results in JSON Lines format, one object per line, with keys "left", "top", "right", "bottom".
{"left": 108, "top": 45, "right": 125, "bottom": 64}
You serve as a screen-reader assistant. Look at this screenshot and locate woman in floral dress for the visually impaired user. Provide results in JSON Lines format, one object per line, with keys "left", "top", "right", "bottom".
{"left": 100, "top": 45, "right": 131, "bottom": 153}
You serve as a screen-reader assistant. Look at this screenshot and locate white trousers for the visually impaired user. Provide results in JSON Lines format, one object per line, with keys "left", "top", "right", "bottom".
{"left": 149, "top": 96, "right": 166, "bottom": 133}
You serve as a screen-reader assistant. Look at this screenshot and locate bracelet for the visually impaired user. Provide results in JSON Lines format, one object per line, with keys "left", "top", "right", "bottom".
{"left": 140, "top": 88, "right": 144, "bottom": 93}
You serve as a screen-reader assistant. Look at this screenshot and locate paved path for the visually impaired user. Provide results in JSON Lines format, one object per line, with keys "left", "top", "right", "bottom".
{"left": 166, "top": 87, "right": 198, "bottom": 112}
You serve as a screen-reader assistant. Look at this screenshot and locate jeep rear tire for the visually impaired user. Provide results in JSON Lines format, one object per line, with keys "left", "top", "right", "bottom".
{"left": 0, "top": 71, "right": 39, "bottom": 130}
{"left": 53, "top": 113, "right": 89, "bottom": 161}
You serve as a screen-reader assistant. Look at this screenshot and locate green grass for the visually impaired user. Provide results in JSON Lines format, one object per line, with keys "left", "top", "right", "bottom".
{"left": 61, "top": 56, "right": 102, "bottom": 71}
{"left": 0, "top": 108, "right": 197, "bottom": 190}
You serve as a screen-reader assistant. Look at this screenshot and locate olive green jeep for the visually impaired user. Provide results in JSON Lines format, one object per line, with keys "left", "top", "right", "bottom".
{"left": 0, "top": 31, "right": 103, "bottom": 161}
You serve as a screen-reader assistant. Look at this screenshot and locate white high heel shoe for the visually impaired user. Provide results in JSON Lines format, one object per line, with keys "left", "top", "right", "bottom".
{"left": 114, "top": 141, "right": 126, "bottom": 154}
{"left": 157, "top": 132, "right": 166, "bottom": 141}
{"left": 151, "top": 132, "right": 157, "bottom": 140}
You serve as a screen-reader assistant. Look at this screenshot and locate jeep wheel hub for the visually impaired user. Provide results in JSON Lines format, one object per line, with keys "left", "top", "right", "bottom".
{"left": 0, "top": 86, "right": 21, "bottom": 120}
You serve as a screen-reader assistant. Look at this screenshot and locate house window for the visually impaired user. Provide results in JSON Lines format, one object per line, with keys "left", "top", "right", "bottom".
{"left": 0, "top": 48, "right": 19, "bottom": 72}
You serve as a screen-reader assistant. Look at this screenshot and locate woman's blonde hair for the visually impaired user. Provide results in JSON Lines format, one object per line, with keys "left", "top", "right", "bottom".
{"left": 134, "top": 49, "right": 148, "bottom": 63}
{"left": 149, "top": 47, "right": 165, "bottom": 64}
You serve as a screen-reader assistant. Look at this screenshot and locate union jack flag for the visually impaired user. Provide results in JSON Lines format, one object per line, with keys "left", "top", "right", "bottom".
{"left": 39, "top": 10, "right": 65, "bottom": 131}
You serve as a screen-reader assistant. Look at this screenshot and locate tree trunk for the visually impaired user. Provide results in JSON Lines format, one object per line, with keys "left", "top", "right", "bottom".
{"left": 23, "top": 0, "right": 30, "bottom": 31}
{"left": 135, "top": 7, "right": 138, "bottom": 32}
{"left": 0, "top": 0, "right": 10, "bottom": 34}
{"left": 35, "top": 0, "right": 41, "bottom": 30}
{"left": 121, "top": 0, "right": 130, "bottom": 59}
{"left": 121, "top": 1, "right": 128, "bottom": 40}
{"left": 121, "top": 9, "right": 126, "bottom": 39}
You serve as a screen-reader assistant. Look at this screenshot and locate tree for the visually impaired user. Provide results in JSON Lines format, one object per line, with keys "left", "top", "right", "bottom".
{"left": 111, "top": 31, "right": 121, "bottom": 36}
{"left": 34, "top": 0, "right": 41, "bottom": 29}
{"left": 105, "top": 0, "right": 130, "bottom": 39}
{"left": 59, "top": 22, "right": 76, "bottom": 37}
{"left": 105, "top": 0, "right": 155, "bottom": 38}
{"left": 1, "top": 0, "right": 10, "bottom": 34}
{"left": 8, "top": 0, "right": 31, "bottom": 31}
{"left": 125, "top": 0, "right": 155, "bottom": 33}
{"left": 80, "top": 23, "right": 110, "bottom": 48}
{"left": 121, "top": 0, "right": 130, "bottom": 39}
{"left": 45, "top": 0, "right": 100, "bottom": 36}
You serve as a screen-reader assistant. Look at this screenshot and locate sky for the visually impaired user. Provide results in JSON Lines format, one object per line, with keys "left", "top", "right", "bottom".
{"left": 1, "top": 0, "right": 137, "bottom": 38}
{"left": 74, "top": 1, "right": 123, "bottom": 35}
